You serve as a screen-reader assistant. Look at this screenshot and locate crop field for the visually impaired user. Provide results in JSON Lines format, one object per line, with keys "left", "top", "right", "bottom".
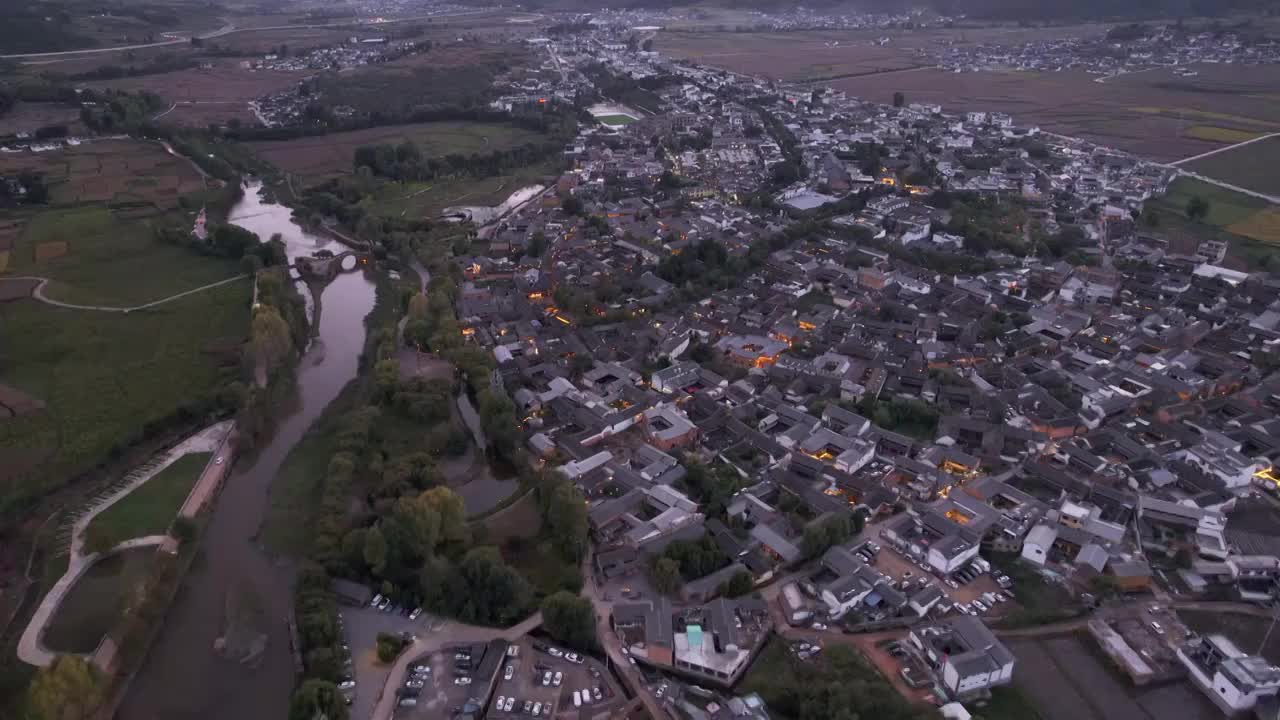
{"left": 0, "top": 102, "right": 86, "bottom": 137}
{"left": 659, "top": 30, "right": 924, "bottom": 82}
{"left": 1145, "top": 177, "right": 1279, "bottom": 270}
{"left": 249, "top": 122, "right": 547, "bottom": 183}
{"left": 0, "top": 280, "right": 249, "bottom": 518}
{"left": 82, "top": 61, "right": 307, "bottom": 128}
{"left": 1184, "top": 135, "right": 1280, "bottom": 198}
{"left": 360, "top": 160, "right": 558, "bottom": 220}
{"left": 0, "top": 139, "right": 207, "bottom": 207}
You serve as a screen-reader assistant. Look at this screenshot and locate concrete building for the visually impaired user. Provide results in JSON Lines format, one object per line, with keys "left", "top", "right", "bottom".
{"left": 910, "top": 616, "right": 1015, "bottom": 698}
{"left": 1178, "top": 634, "right": 1280, "bottom": 715}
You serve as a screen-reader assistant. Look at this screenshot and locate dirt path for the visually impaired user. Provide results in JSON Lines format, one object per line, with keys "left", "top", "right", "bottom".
{"left": 16, "top": 422, "right": 233, "bottom": 667}
{"left": 0, "top": 274, "right": 248, "bottom": 313}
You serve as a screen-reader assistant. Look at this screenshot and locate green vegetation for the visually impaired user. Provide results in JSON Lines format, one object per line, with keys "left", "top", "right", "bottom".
{"left": 741, "top": 638, "right": 928, "bottom": 720}
{"left": 1143, "top": 176, "right": 1280, "bottom": 271}
{"left": 289, "top": 679, "right": 350, "bottom": 720}
{"left": 975, "top": 686, "right": 1043, "bottom": 720}
{"left": 82, "top": 453, "right": 210, "bottom": 554}
{"left": 855, "top": 396, "right": 939, "bottom": 442}
{"left": 376, "top": 631, "right": 408, "bottom": 663}
{"left": 650, "top": 534, "right": 730, "bottom": 595}
{"left": 801, "top": 511, "right": 863, "bottom": 560}
{"left": 0, "top": 282, "right": 250, "bottom": 523}
{"left": 25, "top": 656, "right": 105, "bottom": 720}
{"left": 1185, "top": 136, "right": 1280, "bottom": 197}
{"left": 43, "top": 546, "right": 155, "bottom": 654}
{"left": 987, "top": 553, "right": 1082, "bottom": 629}
{"left": 540, "top": 591, "right": 598, "bottom": 652}
{"left": 9, "top": 206, "right": 245, "bottom": 306}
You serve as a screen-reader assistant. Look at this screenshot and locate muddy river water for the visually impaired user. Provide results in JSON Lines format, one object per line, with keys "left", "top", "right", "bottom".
{"left": 118, "top": 184, "right": 376, "bottom": 720}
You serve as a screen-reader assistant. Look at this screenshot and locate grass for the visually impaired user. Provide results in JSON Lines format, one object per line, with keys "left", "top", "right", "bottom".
{"left": 360, "top": 160, "right": 558, "bottom": 220}
{"left": 84, "top": 453, "right": 211, "bottom": 550}
{"left": 7, "top": 206, "right": 244, "bottom": 306}
{"left": 1179, "top": 610, "right": 1280, "bottom": 665}
{"left": 1184, "top": 135, "right": 1280, "bottom": 197}
{"left": 988, "top": 553, "right": 1081, "bottom": 628}
{"left": 1183, "top": 125, "right": 1262, "bottom": 144}
{"left": 974, "top": 686, "right": 1043, "bottom": 720}
{"left": 250, "top": 122, "right": 548, "bottom": 183}
{"left": 260, "top": 401, "right": 351, "bottom": 558}
{"left": 1145, "top": 177, "right": 1280, "bottom": 270}
{"left": 42, "top": 546, "right": 155, "bottom": 654}
{"left": 596, "top": 114, "right": 636, "bottom": 126}
{"left": 738, "top": 637, "right": 796, "bottom": 709}
{"left": 0, "top": 281, "right": 249, "bottom": 520}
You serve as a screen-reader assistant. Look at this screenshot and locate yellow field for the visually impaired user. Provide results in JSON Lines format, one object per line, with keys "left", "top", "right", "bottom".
{"left": 1185, "top": 125, "right": 1262, "bottom": 143}
{"left": 1228, "top": 208, "right": 1280, "bottom": 245}
{"left": 1130, "top": 106, "right": 1278, "bottom": 129}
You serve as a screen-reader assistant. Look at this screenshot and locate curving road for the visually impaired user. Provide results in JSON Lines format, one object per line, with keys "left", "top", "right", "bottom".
{"left": 0, "top": 274, "right": 248, "bottom": 313}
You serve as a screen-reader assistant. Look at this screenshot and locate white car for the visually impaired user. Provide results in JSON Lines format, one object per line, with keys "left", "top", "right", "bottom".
{"left": 496, "top": 695, "right": 506, "bottom": 710}
{"left": 370, "top": 593, "right": 384, "bottom": 608}
{"left": 543, "top": 671, "right": 552, "bottom": 686}
{"left": 338, "top": 680, "right": 356, "bottom": 690}
{"left": 409, "top": 607, "right": 422, "bottom": 621}
{"left": 454, "top": 676, "right": 472, "bottom": 685}
{"left": 504, "top": 664, "right": 514, "bottom": 681}
{"left": 378, "top": 598, "right": 391, "bottom": 611}
{"left": 215, "top": 456, "right": 224, "bottom": 465}
{"left": 812, "top": 622, "right": 827, "bottom": 631}
{"left": 533, "top": 702, "right": 543, "bottom": 715}
{"left": 593, "top": 687, "right": 602, "bottom": 701}
{"left": 547, "top": 648, "right": 564, "bottom": 658}
{"left": 565, "top": 652, "right": 583, "bottom": 664}
{"left": 581, "top": 687, "right": 591, "bottom": 704}
{"left": 553, "top": 671, "right": 562, "bottom": 687}
{"left": 405, "top": 679, "right": 424, "bottom": 689}
{"left": 504, "top": 697, "right": 515, "bottom": 712}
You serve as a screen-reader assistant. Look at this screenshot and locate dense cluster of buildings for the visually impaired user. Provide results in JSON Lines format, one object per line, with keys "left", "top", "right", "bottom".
{"left": 435, "top": 28, "right": 1280, "bottom": 714}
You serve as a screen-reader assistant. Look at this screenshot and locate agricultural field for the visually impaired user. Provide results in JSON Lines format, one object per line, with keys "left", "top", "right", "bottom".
{"left": 659, "top": 29, "right": 924, "bottom": 82}
{"left": 249, "top": 122, "right": 547, "bottom": 184}
{"left": 85, "top": 452, "right": 211, "bottom": 551}
{"left": 0, "top": 281, "right": 249, "bottom": 521}
{"left": 1184, "top": 135, "right": 1280, "bottom": 198}
{"left": 81, "top": 60, "right": 307, "bottom": 128}
{"left": 1145, "top": 177, "right": 1280, "bottom": 270}
{"left": 0, "top": 139, "right": 208, "bottom": 208}
{"left": 0, "top": 102, "right": 86, "bottom": 137}
{"left": 358, "top": 160, "right": 559, "bottom": 220}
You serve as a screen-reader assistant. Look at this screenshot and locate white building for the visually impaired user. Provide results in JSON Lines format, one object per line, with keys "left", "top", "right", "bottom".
{"left": 910, "top": 616, "right": 1015, "bottom": 697}
{"left": 1178, "top": 635, "right": 1280, "bottom": 714}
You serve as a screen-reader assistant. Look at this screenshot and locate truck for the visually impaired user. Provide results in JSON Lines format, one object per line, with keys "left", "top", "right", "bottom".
{"left": 781, "top": 583, "right": 813, "bottom": 626}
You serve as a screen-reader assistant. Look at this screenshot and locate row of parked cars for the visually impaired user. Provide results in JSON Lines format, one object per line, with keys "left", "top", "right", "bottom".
{"left": 397, "top": 662, "right": 433, "bottom": 708}
{"left": 494, "top": 695, "right": 552, "bottom": 716}
{"left": 370, "top": 592, "right": 423, "bottom": 621}
{"left": 335, "top": 612, "right": 356, "bottom": 705}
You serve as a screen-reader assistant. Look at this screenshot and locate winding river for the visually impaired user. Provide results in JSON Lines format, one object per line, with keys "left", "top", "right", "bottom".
{"left": 118, "top": 183, "right": 377, "bottom": 720}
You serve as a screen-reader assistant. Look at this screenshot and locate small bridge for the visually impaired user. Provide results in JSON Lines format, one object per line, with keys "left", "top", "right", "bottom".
{"left": 290, "top": 251, "right": 371, "bottom": 281}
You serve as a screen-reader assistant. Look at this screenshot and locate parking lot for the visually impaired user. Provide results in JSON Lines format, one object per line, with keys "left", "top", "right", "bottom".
{"left": 388, "top": 636, "right": 627, "bottom": 719}
{"left": 846, "top": 540, "right": 1015, "bottom": 621}
{"left": 338, "top": 602, "right": 448, "bottom": 720}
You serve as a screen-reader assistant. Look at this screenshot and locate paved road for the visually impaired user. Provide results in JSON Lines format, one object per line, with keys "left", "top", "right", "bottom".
{"left": 16, "top": 422, "right": 233, "bottom": 666}
{"left": 581, "top": 551, "right": 670, "bottom": 720}
{"left": 0, "top": 274, "right": 248, "bottom": 313}
{"left": 368, "top": 612, "right": 543, "bottom": 720}
{"left": 1172, "top": 132, "right": 1280, "bottom": 167}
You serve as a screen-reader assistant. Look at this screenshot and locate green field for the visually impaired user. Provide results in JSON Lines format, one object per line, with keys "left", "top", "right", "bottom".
{"left": 0, "top": 282, "right": 249, "bottom": 519}
{"left": 85, "top": 453, "right": 210, "bottom": 551}
{"left": 43, "top": 546, "right": 155, "bottom": 654}
{"left": 8, "top": 206, "right": 244, "bottom": 306}
{"left": 1184, "top": 136, "right": 1280, "bottom": 198}
{"left": 1147, "top": 176, "right": 1280, "bottom": 270}
{"left": 596, "top": 114, "right": 636, "bottom": 126}
{"left": 360, "top": 160, "right": 558, "bottom": 220}
{"left": 251, "top": 122, "right": 550, "bottom": 184}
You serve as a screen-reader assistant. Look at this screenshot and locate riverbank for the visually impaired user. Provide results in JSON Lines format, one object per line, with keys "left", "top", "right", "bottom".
{"left": 116, "top": 185, "right": 379, "bottom": 720}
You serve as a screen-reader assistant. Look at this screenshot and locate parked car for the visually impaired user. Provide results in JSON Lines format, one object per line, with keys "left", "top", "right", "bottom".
{"left": 812, "top": 622, "right": 827, "bottom": 631}
{"left": 409, "top": 607, "right": 422, "bottom": 621}
{"left": 547, "top": 648, "right": 564, "bottom": 658}
{"left": 573, "top": 691, "right": 582, "bottom": 708}
{"left": 405, "top": 679, "right": 424, "bottom": 689}
{"left": 398, "top": 698, "right": 417, "bottom": 708}
{"left": 553, "top": 671, "right": 562, "bottom": 687}
{"left": 338, "top": 680, "right": 355, "bottom": 690}
{"left": 507, "top": 645, "right": 520, "bottom": 657}
{"left": 565, "top": 652, "right": 583, "bottom": 664}
{"left": 496, "top": 696, "right": 506, "bottom": 710}
{"left": 542, "top": 704, "right": 551, "bottom": 717}
{"left": 504, "top": 664, "right": 514, "bottom": 681}
{"left": 593, "top": 687, "right": 602, "bottom": 701}
{"left": 504, "top": 696, "right": 515, "bottom": 712}
{"left": 378, "top": 597, "right": 391, "bottom": 611}
{"left": 533, "top": 702, "right": 543, "bottom": 715}
{"left": 370, "top": 593, "right": 384, "bottom": 608}
{"left": 523, "top": 700, "right": 533, "bottom": 714}
{"left": 454, "top": 677, "right": 472, "bottom": 686}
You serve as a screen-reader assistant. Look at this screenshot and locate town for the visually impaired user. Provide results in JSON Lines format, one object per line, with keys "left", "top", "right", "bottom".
{"left": 3, "top": 7, "right": 1280, "bottom": 720}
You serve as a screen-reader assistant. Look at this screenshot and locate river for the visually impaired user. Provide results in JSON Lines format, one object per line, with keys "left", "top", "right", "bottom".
{"left": 117, "top": 183, "right": 377, "bottom": 720}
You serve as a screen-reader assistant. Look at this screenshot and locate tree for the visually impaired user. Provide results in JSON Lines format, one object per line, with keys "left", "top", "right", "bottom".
{"left": 719, "top": 570, "right": 756, "bottom": 598}
{"left": 376, "top": 632, "right": 406, "bottom": 663}
{"left": 892, "top": 91, "right": 906, "bottom": 108}
{"left": 541, "top": 591, "right": 597, "bottom": 651}
{"left": 391, "top": 495, "right": 442, "bottom": 558}
{"left": 561, "top": 195, "right": 584, "bottom": 216}
{"left": 544, "top": 481, "right": 589, "bottom": 561}
{"left": 289, "top": 679, "right": 350, "bottom": 720}
{"left": 651, "top": 557, "right": 682, "bottom": 596}
{"left": 1186, "top": 194, "right": 1210, "bottom": 222}
{"left": 251, "top": 305, "right": 294, "bottom": 376}
{"left": 363, "top": 525, "right": 388, "bottom": 576}
{"left": 420, "top": 487, "right": 469, "bottom": 545}
{"left": 27, "top": 656, "right": 102, "bottom": 720}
